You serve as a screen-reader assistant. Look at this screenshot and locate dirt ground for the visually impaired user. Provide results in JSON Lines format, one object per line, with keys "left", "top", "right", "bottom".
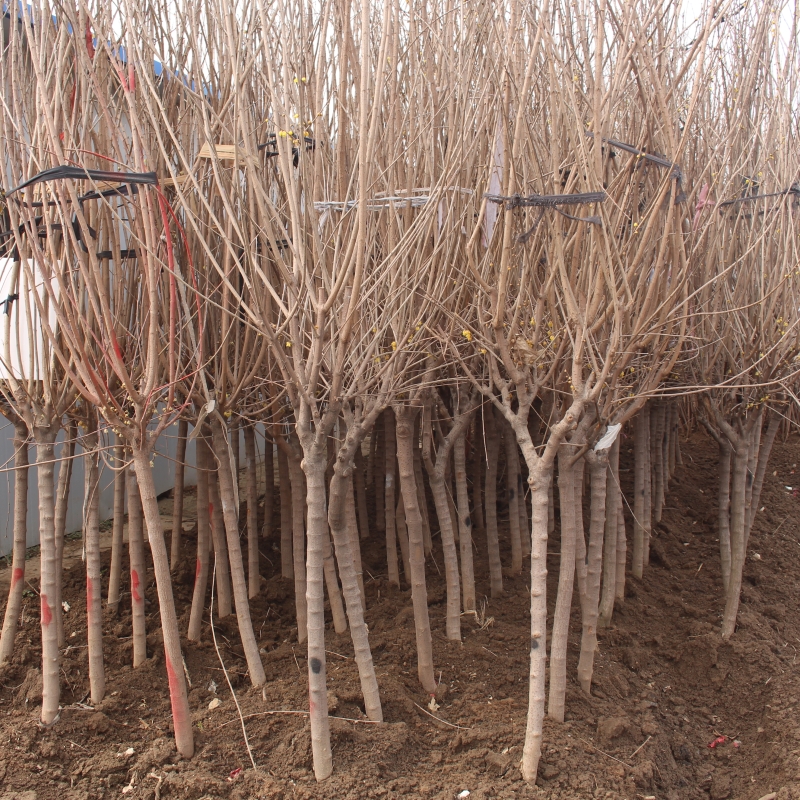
{"left": 0, "top": 430, "right": 799, "bottom": 800}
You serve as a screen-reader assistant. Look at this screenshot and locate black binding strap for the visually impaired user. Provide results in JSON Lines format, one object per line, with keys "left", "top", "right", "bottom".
{"left": 7, "top": 166, "right": 158, "bottom": 196}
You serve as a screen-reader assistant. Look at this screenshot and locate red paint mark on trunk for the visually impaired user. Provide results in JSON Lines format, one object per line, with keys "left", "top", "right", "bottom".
{"left": 131, "top": 569, "right": 141, "bottom": 603}
{"left": 11, "top": 567, "right": 23, "bottom": 590}
{"left": 209, "top": 502, "right": 214, "bottom": 517}
{"left": 85, "top": 22, "right": 95, "bottom": 59}
{"left": 195, "top": 558, "right": 202, "bottom": 580}
{"left": 165, "top": 652, "right": 185, "bottom": 736}
{"left": 41, "top": 594, "right": 52, "bottom": 626}
{"left": 86, "top": 575, "right": 94, "bottom": 608}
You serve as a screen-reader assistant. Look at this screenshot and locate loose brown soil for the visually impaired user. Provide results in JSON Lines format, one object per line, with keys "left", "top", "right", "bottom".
{"left": 1, "top": 431, "right": 799, "bottom": 800}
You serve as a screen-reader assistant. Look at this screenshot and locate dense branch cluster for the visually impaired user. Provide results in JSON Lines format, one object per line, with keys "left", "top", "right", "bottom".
{"left": 0, "top": 0, "right": 798, "bottom": 782}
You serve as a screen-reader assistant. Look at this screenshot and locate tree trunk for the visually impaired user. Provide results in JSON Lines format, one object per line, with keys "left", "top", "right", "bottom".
{"left": 170, "top": 419, "right": 188, "bottom": 570}
{"left": 188, "top": 435, "right": 211, "bottom": 641}
{"left": 454, "top": 433, "right": 475, "bottom": 613}
{"left": 471, "top": 417, "right": 485, "bottom": 539}
{"left": 615, "top": 489, "right": 627, "bottom": 602}
{"left": 643, "top": 404, "right": 653, "bottom": 567}
{"left": 505, "top": 430, "right": 523, "bottom": 574}
{"left": 278, "top": 443, "right": 293, "bottom": 579}
{"left": 746, "top": 413, "right": 780, "bottom": 542}
{"left": 354, "top": 446, "right": 370, "bottom": 540}
{"left": 344, "top": 474, "right": 365, "bottom": 604}
{"left": 262, "top": 433, "right": 274, "bottom": 547}
{"left": 299, "top": 445, "right": 333, "bottom": 781}
{"left": 394, "top": 406, "right": 436, "bottom": 693}
{"left": 287, "top": 442, "right": 308, "bottom": 644}
{"left": 107, "top": 440, "right": 126, "bottom": 613}
{"left": 374, "top": 413, "right": 386, "bottom": 533}
{"left": 132, "top": 448, "right": 194, "bottom": 758}
{"left": 35, "top": 426, "right": 60, "bottom": 726}
{"left": 384, "top": 409, "right": 400, "bottom": 586}
{"left": 413, "top": 415, "right": 432, "bottom": 556}
{"left": 83, "top": 419, "right": 105, "bottom": 705}
{"left": 0, "top": 420, "right": 29, "bottom": 663}
{"left": 484, "top": 407, "right": 503, "bottom": 596}
{"left": 54, "top": 421, "right": 76, "bottom": 648}
{"left": 244, "top": 425, "right": 260, "bottom": 598}
{"left": 652, "top": 402, "right": 666, "bottom": 524}
{"left": 328, "top": 426, "right": 382, "bottom": 722}
{"left": 577, "top": 449, "right": 608, "bottom": 693}
{"left": 721, "top": 441, "right": 749, "bottom": 640}
{"left": 395, "top": 492, "right": 412, "bottom": 583}
{"left": 208, "top": 464, "right": 233, "bottom": 618}
{"left": 718, "top": 438, "right": 733, "bottom": 592}
{"left": 548, "top": 445, "right": 578, "bottom": 722}
{"left": 632, "top": 410, "right": 648, "bottom": 580}
{"left": 598, "top": 437, "right": 620, "bottom": 628}
{"left": 210, "top": 417, "right": 266, "bottom": 686}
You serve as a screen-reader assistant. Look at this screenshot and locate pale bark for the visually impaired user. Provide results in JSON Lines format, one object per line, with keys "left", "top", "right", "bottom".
{"left": 287, "top": 442, "right": 308, "bottom": 643}
{"left": 54, "top": 422, "right": 76, "bottom": 648}
{"left": 0, "top": 420, "right": 29, "bottom": 663}
{"left": 107, "top": 440, "right": 126, "bottom": 613}
{"left": 188, "top": 435, "right": 211, "bottom": 642}
{"left": 354, "top": 446, "right": 370, "bottom": 540}
{"left": 483, "top": 406, "right": 503, "bottom": 596}
{"left": 577, "top": 449, "right": 608, "bottom": 693}
{"left": 615, "top": 489, "right": 627, "bottom": 602}
{"left": 746, "top": 413, "right": 779, "bottom": 542}
{"left": 244, "top": 425, "right": 260, "bottom": 598}
{"left": 598, "top": 437, "right": 620, "bottom": 628}
{"left": 208, "top": 464, "right": 233, "bottom": 618}
{"left": 632, "top": 410, "right": 648, "bottom": 580}
{"left": 344, "top": 474, "right": 365, "bottom": 604}
{"left": 384, "top": 409, "right": 400, "bottom": 585}
{"left": 83, "top": 420, "right": 105, "bottom": 705}
{"left": 721, "top": 441, "right": 749, "bottom": 639}
{"left": 394, "top": 406, "right": 436, "bottom": 693}
{"left": 132, "top": 449, "right": 194, "bottom": 758}
{"left": 395, "top": 492, "right": 412, "bottom": 583}
{"left": 652, "top": 402, "right": 666, "bottom": 524}
{"left": 278, "top": 443, "right": 293, "bottom": 579}
{"left": 454, "top": 433, "right": 476, "bottom": 613}
{"left": 718, "top": 438, "right": 733, "bottom": 592}
{"left": 505, "top": 430, "right": 523, "bottom": 574}
{"left": 170, "top": 419, "right": 188, "bottom": 570}
{"left": 211, "top": 417, "right": 267, "bottom": 685}
{"left": 127, "top": 467, "right": 147, "bottom": 667}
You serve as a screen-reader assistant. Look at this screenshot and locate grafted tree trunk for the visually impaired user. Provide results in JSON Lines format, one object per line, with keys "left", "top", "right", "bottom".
{"left": 384, "top": 409, "right": 400, "bottom": 586}
{"left": 394, "top": 405, "right": 436, "bottom": 693}
{"left": 278, "top": 443, "right": 293, "bottom": 579}
{"left": 54, "top": 421, "right": 76, "bottom": 648}
{"left": 244, "top": 424, "right": 260, "bottom": 598}
{"left": 127, "top": 466, "right": 147, "bottom": 667}
{"left": 188, "top": 435, "right": 211, "bottom": 642}
{"left": 484, "top": 406, "right": 503, "bottom": 596}
{"left": 454, "top": 433, "right": 476, "bottom": 613}
{"left": 35, "top": 426, "right": 60, "bottom": 726}
{"left": 598, "top": 437, "right": 620, "bottom": 628}
{"left": 577, "top": 448, "right": 608, "bottom": 693}
{"left": 298, "top": 444, "right": 332, "bottom": 781}
{"left": 287, "top": 439, "right": 308, "bottom": 643}
{"left": 210, "top": 417, "right": 267, "bottom": 685}
{"left": 548, "top": 443, "right": 578, "bottom": 721}
{"left": 0, "top": 419, "right": 29, "bottom": 663}
{"left": 505, "top": 429, "right": 523, "bottom": 574}
{"left": 170, "top": 419, "right": 188, "bottom": 570}
{"left": 208, "top": 465, "right": 233, "bottom": 618}
{"left": 83, "top": 417, "right": 105, "bottom": 705}
{"left": 107, "top": 439, "right": 126, "bottom": 614}
{"left": 132, "top": 448, "right": 194, "bottom": 758}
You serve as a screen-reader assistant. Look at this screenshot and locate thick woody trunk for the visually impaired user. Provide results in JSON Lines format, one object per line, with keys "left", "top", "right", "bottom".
{"left": 210, "top": 417, "right": 266, "bottom": 685}
{"left": 395, "top": 492, "right": 412, "bottom": 583}
{"left": 36, "top": 426, "right": 60, "bottom": 726}
{"left": 0, "top": 420, "right": 29, "bottom": 663}
{"left": 208, "top": 467, "right": 233, "bottom": 618}
{"left": 718, "top": 439, "right": 733, "bottom": 592}
{"left": 287, "top": 443, "right": 309, "bottom": 643}
{"left": 548, "top": 445, "right": 577, "bottom": 722}
{"left": 454, "top": 434, "right": 475, "bottom": 613}
{"left": 278, "top": 444, "right": 293, "bottom": 579}
{"left": 505, "top": 430, "right": 523, "bottom": 574}
{"left": 632, "top": 410, "right": 648, "bottom": 580}
{"left": 244, "top": 425, "right": 260, "bottom": 598}
{"left": 394, "top": 406, "right": 436, "bottom": 693}
{"left": 132, "top": 448, "right": 194, "bottom": 758}
{"left": 300, "top": 447, "right": 333, "bottom": 781}
{"left": 384, "top": 409, "right": 400, "bottom": 586}
{"left": 328, "top": 430, "right": 382, "bottom": 722}
{"left": 83, "top": 421, "right": 105, "bottom": 705}
{"left": 721, "top": 441, "right": 749, "bottom": 640}
{"left": 107, "top": 440, "right": 126, "bottom": 613}
{"left": 170, "top": 419, "right": 188, "bottom": 570}
{"left": 577, "top": 450, "right": 608, "bottom": 694}
{"left": 344, "top": 475, "right": 365, "bottom": 605}
{"left": 54, "top": 422, "right": 76, "bottom": 648}
{"left": 188, "top": 435, "right": 211, "bottom": 641}
{"left": 428, "top": 471, "right": 462, "bottom": 640}
{"left": 598, "top": 438, "right": 620, "bottom": 628}
{"left": 127, "top": 466, "right": 147, "bottom": 667}
{"left": 484, "top": 407, "right": 503, "bottom": 596}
